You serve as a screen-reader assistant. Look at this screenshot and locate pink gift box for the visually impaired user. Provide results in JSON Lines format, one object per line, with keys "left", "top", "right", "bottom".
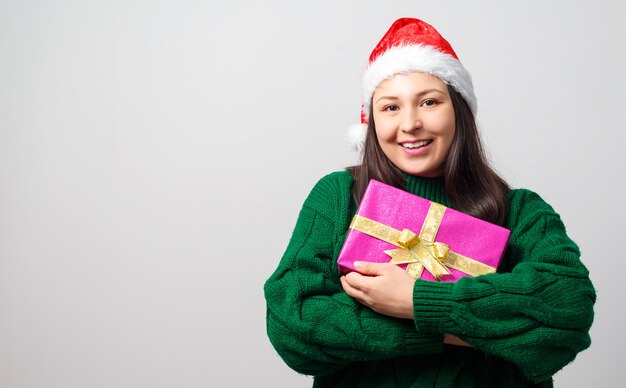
{"left": 337, "top": 180, "right": 510, "bottom": 282}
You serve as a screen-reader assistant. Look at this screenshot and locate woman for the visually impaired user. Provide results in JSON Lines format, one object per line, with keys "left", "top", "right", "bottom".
{"left": 264, "top": 18, "right": 595, "bottom": 387}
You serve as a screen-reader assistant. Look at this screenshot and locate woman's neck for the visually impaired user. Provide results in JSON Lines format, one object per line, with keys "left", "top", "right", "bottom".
{"left": 403, "top": 173, "right": 449, "bottom": 206}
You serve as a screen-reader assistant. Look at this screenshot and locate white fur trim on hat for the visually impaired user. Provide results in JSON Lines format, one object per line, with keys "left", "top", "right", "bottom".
{"left": 347, "top": 123, "right": 368, "bottom": 153}
{"left": 363, "top": 44, "right": 477, "bottom": 117}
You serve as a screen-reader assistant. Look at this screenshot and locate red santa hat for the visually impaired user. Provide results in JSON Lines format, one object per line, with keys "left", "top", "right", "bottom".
{"left": 348, "top": 18, "right": 477, "bottom": 151}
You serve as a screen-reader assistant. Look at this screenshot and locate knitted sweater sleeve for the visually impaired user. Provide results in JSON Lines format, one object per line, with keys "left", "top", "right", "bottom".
{"left": 411, "top": 189, "right": 596, "bottom": 383}
{"left": 264, "top": 173, "right": 444, "bottom": 377}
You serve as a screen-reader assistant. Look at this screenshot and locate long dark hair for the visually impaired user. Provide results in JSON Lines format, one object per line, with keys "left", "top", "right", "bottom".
{"left": 347, "top": 84, "right": 510, "bottom": 225}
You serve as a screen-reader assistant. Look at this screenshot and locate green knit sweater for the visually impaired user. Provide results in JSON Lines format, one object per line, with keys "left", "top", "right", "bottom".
{"left": 264, "top": 171, "right": 595, "bottom": 387}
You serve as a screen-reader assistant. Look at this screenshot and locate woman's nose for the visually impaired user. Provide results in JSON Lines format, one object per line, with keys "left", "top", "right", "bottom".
{"left": 400, "top": 109, "right": 422, "bottom": 132}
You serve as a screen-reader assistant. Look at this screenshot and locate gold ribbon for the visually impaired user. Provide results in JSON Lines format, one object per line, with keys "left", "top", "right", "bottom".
{"left": 349, "top": 202, "right": 496, "bottom": 280}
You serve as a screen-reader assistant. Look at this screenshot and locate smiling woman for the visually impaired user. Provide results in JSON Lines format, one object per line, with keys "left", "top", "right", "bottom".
{"left": 264, "top": 17, "right": 595, "bottom": 387}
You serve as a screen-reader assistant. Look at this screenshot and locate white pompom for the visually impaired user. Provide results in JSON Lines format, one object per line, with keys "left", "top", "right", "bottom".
{"left": 346, "top": 123, "right": 367, "bottom": 153}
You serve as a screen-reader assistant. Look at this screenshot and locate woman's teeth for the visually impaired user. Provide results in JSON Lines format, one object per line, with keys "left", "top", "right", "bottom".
{"left": 402, "top": 140, "right": 432, "bottom": 149}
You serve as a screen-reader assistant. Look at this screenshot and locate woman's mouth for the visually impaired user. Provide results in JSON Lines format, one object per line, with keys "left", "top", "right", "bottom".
{"left": 401, "top": 140, "right": 432, "bottom": 149}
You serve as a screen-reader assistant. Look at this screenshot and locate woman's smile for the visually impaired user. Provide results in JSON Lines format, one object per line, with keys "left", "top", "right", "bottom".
{"left": 399, "top": 139, "right": 433, "bottom": 155}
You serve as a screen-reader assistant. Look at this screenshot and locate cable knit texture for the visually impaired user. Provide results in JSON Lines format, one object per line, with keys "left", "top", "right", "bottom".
{"left": 264, "top": 171, "right": 595, "bottom": 387}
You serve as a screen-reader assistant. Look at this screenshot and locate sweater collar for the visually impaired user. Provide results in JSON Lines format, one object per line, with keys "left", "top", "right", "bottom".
{"left": 403, "top": 173, "right": 449, "bottom": 206}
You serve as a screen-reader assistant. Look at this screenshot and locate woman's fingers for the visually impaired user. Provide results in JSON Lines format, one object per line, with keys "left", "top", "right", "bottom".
{"left": 353, "top": 261, "right": 391, "bottom": 276}
{"left": 343, "top": 270, "right": 373, "bottom": 291}
{"left": 340, "top": 264, "right": 416, "bottom": 319}
{"left": 340, "top": 275, "right": 369, "bottom": 305}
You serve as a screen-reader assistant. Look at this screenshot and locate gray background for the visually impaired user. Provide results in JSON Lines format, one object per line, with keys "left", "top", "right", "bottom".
{"left": 1, "top": 0, "right": 624, "bottom": 387}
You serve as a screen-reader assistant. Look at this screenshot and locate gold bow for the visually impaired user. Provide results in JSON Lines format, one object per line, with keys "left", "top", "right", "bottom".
{"left": 349, "top": 202, "right": 496, "bottom": 280}
{"left": 385, "top": 228, "right": 451, "bottom": 280}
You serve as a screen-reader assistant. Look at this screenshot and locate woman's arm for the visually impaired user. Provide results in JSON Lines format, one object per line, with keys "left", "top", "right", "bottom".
{"left": 408, "top": 190, "right": 595, "bottom": 383}
{"left": 264, "top": 174, "right": 444, "bottom": 377}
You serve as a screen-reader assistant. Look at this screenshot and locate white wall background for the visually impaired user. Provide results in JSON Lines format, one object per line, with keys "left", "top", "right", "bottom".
{"left": 1, "top": 0, "right": 624, "bottom": 386}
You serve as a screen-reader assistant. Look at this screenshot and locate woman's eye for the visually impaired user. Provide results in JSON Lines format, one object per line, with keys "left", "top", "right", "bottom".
{"left": 384, "top": 105, "right": 399, "bottom": 112}
{"left": 420, "top": 99, "right": 436, "bottom": 107}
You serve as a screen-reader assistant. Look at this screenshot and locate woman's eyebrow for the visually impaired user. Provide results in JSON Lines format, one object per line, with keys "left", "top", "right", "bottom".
{"left": 375, "top": 96, "right": 399, "bottom": 103}
{"left": 375, "top": 89, "right": 446, "bottom": 104}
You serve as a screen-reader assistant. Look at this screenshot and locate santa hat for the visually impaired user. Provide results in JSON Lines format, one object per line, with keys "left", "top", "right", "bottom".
{"left": 348, "top": 18, "right": 477, "bottom": 151}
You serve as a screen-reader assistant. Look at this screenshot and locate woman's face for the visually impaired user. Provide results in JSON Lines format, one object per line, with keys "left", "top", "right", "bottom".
{"left": 372, "top": 72, "right": 456, "bottom": 177}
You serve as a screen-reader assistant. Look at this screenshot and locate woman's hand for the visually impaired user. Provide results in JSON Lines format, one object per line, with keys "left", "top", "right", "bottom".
{"left": 340, "top": 261, "right": 416, "bottom": 319}
{"left": 443, "top": 333, "right": 471, "bottom": 347}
